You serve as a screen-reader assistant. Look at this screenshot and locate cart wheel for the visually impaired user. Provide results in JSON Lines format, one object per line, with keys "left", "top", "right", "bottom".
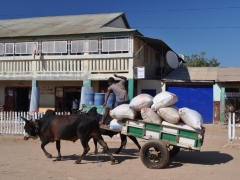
{"left": 140, "top": 140, "right": 169, "bottom": 169}
{"left": 167, "top": 146, "right": 180, "bottom": 158}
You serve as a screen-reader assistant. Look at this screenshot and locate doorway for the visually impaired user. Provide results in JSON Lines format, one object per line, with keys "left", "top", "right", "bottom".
{"left": 55, "top": 87, "right": 81, "bottom": 112}
{"left": 15, "top": 87, "right": 29, "bottom": 111}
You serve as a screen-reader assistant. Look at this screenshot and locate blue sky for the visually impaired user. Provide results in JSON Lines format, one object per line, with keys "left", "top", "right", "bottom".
{"left": 1, "top": 0, "right": 240, "bottom": 67}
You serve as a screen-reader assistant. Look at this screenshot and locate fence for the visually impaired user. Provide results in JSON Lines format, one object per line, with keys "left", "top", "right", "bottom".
{"left": 0, "top": 111, "right": 45, "bottom": 135}
{"left": 228, "top": 112, "right": 240, "bottom": 143}
{"left": 0, "top": 111, "right": 78, "bottom": 135}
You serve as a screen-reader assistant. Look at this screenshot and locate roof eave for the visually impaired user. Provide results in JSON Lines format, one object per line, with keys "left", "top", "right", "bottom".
{"left": 0, "top": 30, "right": 139, "bottom": 40}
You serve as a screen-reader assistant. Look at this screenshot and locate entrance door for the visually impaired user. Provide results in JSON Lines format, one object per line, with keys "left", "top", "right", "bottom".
{"left": 167, "top": 84, "right": 213, "bottom": 124}
{"left": 5, "top": 87, "right": 14, "bottom": 111}
{"left": 15, "top": 87, "right": 29, "bottom": 111}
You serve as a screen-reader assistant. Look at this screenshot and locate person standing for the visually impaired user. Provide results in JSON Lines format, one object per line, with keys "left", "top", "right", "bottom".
{"left": 71, "top": 96, "right": 79, "bottom": 114}
{"left": 100, "top": 74, "right": 130, "bottom": 124}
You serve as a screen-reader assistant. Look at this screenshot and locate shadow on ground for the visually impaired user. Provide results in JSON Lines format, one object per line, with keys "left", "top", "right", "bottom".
{"left": 167, "top": 150, "right": 233, "bottom": 169}
{"left": 53, "top": 148, "right": 140, "bottom": 164}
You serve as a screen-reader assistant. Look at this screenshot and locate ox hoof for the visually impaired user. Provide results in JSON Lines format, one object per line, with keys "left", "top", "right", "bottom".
{"left": 75, "top": 160, "right": 81, "bottom": 164}
{"left": 47, "top": 154, "right": 52, "bottom": 158}
{"left": 111, "top": 160, "right": 115, "bottom": 165}
{"left": 55, "top": 157, "right": 62, "bottom": 161}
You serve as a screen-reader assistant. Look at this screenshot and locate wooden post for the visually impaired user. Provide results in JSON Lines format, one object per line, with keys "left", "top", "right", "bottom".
{"left": 128, "top": 78, "right": 134, "bottom": 100}
{"left": 220, "top": 87, "right": 225, "bottom": 123}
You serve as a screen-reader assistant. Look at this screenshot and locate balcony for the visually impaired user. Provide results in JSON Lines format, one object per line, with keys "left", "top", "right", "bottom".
{"left": 0, "top": 53, "right": 133, "bottom": 80}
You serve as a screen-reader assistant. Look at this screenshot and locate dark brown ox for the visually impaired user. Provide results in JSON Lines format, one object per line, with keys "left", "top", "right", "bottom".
{"left": 86, "top": 107, "right": 141, "bottom": 154}
{"left": 22, "top": 110, "right": 115, "bottom": 165}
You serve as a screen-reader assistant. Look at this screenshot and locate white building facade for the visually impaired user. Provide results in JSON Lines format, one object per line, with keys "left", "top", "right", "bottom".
{"left": 0, "top": 13, "right": 182, "bottom": 112}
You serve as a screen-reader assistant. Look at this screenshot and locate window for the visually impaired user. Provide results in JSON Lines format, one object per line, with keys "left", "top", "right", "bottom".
{"left": 5, "top": 43, "right": 14, "bottom": 54}
{"left": 15, "top": 42, "right": 38, "bottom": 54}
{"left": 71, "top": 40, "right": 98, "bottom": 53}
{"left": 0, "top": 43, "right": 4, "bottom": 55}
{"left": 102, "top": 36, "right": 129, "bottom": 52}
{"left": 42, "top": 41, "right": 67, "bottom": 54}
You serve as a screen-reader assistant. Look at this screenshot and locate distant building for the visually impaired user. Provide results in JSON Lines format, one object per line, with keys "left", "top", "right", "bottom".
{"left": 163, "top": 67, "right": 240, "bottom": 124}
{"left": 0, "top": 12, "right": 182, "bottom": 112}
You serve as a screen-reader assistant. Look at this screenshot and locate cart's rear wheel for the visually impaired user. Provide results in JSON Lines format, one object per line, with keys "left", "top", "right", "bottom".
{"left": 140, "top": 140, "right": 169, "bottom": 169}
{"left": 168, "top": 146, "right": 180, "bottom": 158}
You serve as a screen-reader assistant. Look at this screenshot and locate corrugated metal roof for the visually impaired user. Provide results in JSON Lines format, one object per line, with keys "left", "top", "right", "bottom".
{"left": 162, "top": 67, "right": 240, "bottom": 82}
{"left": 0, "top": 13, "right": 137, "bottom": 38}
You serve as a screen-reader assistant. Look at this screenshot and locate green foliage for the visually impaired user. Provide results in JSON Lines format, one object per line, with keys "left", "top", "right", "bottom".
{"left": 181, "top": 52, "right": 220, "bottom": 67}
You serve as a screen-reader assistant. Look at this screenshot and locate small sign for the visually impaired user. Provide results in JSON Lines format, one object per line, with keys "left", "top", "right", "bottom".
{"left": 134, "top": 66, "right": 145, "bottom": 79}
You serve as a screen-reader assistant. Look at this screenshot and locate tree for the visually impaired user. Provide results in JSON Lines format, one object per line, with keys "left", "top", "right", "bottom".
{"left": 181, "top": 52, "right": 220, "bottom": 67}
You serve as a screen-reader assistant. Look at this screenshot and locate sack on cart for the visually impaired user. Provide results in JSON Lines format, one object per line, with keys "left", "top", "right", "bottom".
{"left": 151, "top": 91, "right": 178, "bottom": 111}
{"left": 129, "top": 94, "right": 153, "bottom": 111}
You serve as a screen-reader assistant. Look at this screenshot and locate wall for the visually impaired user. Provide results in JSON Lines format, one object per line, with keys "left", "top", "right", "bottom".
{"left": 133, "top": 37, "right": 158, "bottom": 79}
{"left": 0, "top": 80, "right": 83, "bottom": 108}
{"left": 137, "top": 80, "right": 163, "bottom": 95}
{"left": 214, "top": 84, "right": 221, "bottom": 101}
{"left": 105, "top": 17, "right": 126, "bottom": 28}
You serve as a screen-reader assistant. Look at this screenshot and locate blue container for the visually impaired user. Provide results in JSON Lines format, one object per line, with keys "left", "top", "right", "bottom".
{"left": 94, "top": 93, "right": 105, "bottom": 105}
{"left": 107, "top": 93, "right": 116, "bottom": 106}
{"left": 85, "top": 93, "right": 95, "bottom": 105}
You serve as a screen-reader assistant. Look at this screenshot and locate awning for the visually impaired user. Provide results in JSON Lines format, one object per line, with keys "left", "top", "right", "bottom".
{"left": 135, "top": 35, "right": 185, "bottom": 63}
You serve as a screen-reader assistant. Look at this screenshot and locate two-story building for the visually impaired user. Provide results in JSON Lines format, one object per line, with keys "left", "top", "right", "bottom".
{"left": 0, "top": 12, "right": 182, "bottom": 113}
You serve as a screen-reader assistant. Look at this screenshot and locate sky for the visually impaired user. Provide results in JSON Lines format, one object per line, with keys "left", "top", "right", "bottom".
{"left": 1, "top": 0, "right": 240, "bottom": 67}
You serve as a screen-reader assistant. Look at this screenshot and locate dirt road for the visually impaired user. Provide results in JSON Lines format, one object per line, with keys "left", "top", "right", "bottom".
{"left": 0, "top": 124, "right": 240, "bottom": 180}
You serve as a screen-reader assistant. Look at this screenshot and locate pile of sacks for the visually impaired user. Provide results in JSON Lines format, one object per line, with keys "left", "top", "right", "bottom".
{"left": 109, "top": 91, "right": 203, "bottom": 131}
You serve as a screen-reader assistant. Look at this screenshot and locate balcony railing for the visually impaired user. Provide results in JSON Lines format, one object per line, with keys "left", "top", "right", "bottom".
{"left": 0, "top": 56, "right": 131, "bottom": 80}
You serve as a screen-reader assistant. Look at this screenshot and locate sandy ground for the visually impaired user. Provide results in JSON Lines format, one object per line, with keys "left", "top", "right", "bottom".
{"left": 0, "top": 124, "right": 240, "bottom": 180}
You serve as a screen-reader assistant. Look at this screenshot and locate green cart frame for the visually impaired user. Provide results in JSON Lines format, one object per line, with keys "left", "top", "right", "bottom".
{"left": 120, "top": 119, "right": 205, "bottom": 169}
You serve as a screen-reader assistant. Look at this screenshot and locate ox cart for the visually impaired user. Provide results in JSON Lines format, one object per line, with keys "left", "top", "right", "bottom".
{"left": 120, "top": 119, "right": 205, "bottom": 169}
{"left": 82, "top": 105, "right": 205, "bottom": 169}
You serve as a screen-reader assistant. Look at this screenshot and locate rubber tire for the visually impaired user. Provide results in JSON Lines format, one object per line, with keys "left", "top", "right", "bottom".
{"left": 140, "top": 140, "right": 169, "bottom": 169}
{"left": 168, "top": 146, "right": 180, "bottom": 158}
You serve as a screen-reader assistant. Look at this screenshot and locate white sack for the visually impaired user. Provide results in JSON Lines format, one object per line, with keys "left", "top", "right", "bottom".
{"left": 151, "top": 91, "right": 178, "bottom": 111}
{"left": 162, "top": 121, "right": 197, "bottom": 131}
{"left": 110, "top": 119, "right": 123, "bottom": 130}
{"left": 129, "top": 94, "right": 153, "bottom": 111}
{"left": 110, "top": 104, "right": 137, "bottom": 120}
{"left": 157, "top": 106, "right": 180, "bottom": 124}
{"left": 141, "top": 107, "right": 162, "bottom": 124}
{"left": 179, "top": 107, "right": 203, "bottom": 130}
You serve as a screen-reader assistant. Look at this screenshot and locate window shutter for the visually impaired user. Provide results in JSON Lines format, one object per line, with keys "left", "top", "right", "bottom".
{"left": 0, "top": 43, "right": 4, "bottom": 55}
{"left": 71, "top": 40, "right": 98, "bottom": 53}
{"left": 55, "top": 41, "right": 67, "bottom": 53}
{"left": 5, "top": 43, "right": 14, "bottom": 54}
{"left": 102, "top": 37, "right": 129, "bottom": 52}
{"left": 102, "top": 39, "right": 109, "bottom": 52}
{"left": 26, "top": 42, "right": 37, "bottom": 54}
{"left": 42, "top": 41, "right": 67, "bottom": 53}
{"left": 88, "top": 40, "right": 98, "bottom": 52}
{"left": 15, "top": 42, "right": 27, "bottom": 54}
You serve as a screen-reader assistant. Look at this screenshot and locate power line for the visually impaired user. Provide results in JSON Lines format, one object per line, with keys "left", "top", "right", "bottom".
{"left": 132, "top": 26, "right": 240, "bottom": 29}
{"left": 0, "top": 6, "right": 240, "bottom": 17}
{"left": 125, "top": 6, "right": 240, "bottom": 13}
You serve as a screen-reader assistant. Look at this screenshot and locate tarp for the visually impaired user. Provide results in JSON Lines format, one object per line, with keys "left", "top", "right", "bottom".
{"left": 29, "top": 87, "right": 40, "bottom": 114}
{"left": 79, "top": 87, "right": 93, "bottom": 109}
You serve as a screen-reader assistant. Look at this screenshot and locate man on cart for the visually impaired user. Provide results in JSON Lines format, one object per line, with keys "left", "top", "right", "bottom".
{"left": 99, "top": 73, "right": 130, "bottom": 125}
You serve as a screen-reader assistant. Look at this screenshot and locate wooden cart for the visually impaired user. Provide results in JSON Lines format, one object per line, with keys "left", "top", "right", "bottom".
{"left": 120, "top": 119, "right": 205, "bottom": 169}
{"left": 82, "top": 105, "right": 205, "bottom": 169}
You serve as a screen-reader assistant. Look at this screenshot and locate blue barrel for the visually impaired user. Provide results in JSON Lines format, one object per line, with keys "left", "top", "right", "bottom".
{"left": 94, "top": 93, "right": 105, "bottom": 105}
{"left": 107, "top": 93, "right": 116, "bottom": 106}
{"left": 85, "top": 93, "right": 95, "bottom": 105}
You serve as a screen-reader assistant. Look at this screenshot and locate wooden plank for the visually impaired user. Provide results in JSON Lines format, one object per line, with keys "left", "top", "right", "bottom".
{"left": 99, "top": 125, "right": 121, "bottom": 133}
